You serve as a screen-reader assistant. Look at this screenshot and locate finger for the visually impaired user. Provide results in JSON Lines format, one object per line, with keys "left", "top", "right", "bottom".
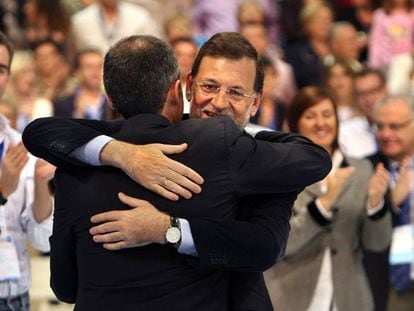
{"left": 172, "top": 161, "right": 204, "bottom": 185}
{"left": 92, "top": 232, "right": 123, "bottom": 243}
{"left": 154, "top": 143, "right": 188, "bottom": 155}
{"left": 90, "top": 211, "right": 123, "bottom": 224}
{"left": 89, "top": 221, "right": 120, "bottom": 235}
{"left": 118, "top": 192, "right": 149, "bottom": 207}
{"left": 165, "top": 168, "right": 201, "bottom": 194}
{"left": 148, "top": 185, "right": 179, "bottom": 201}
{"left": 103, "top": 241, "right": 128, "bottom": 251}
{"left": 162, "top": 177, "right": 192, "bottom": 199}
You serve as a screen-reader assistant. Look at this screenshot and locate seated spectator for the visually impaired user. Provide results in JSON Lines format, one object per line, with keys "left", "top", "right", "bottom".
{"left": 0, "top": 95, "right": 17, "bottom": 129}
{"left": 265, "top": 86, "right": 391, "bottom": 311}
{"left": 53, "top": 48, "right": 109, "bottom": 120}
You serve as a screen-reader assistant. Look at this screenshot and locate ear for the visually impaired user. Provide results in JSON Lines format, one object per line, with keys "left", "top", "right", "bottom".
{"left": 105, "top": 94, "right": 114, "bottom": 110}
{"left": 185, "top": 72, "right": 194, "bottom": 101}
{"left": 250, "top": 92, "right": 263, "bottom": 117}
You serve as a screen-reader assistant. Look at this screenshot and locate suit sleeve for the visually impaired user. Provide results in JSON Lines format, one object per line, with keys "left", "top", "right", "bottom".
{"left": 188, "top": 192, "right": 296, "bottom": 271}
{"left": 230, "top": 127, "right": 332, "bottom": 195}
{"left": 22, "top": 117, "right": 123, "bottom": 167}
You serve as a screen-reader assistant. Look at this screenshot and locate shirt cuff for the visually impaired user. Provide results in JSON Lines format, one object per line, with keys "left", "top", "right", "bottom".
{"left": 315, "top": 198, "right": 333, "bottom": 219}
{"left": 69, "top": 135, "right": 113, "bottom": 166}
{"left": 177, "top": 218, "right": 198, "bottom": 257}
{"left": 366, "top": 197, "right": 385, "bottom": 216}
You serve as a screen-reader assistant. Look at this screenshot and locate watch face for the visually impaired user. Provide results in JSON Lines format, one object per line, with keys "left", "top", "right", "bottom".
{"left": 166, "top": 227, "right": 181, "bottom": 244}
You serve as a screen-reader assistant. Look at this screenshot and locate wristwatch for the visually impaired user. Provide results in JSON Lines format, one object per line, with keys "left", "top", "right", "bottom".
{"left": 165, "top": 216, "right": 181, "bottom": 249}
{"left": 0, "top": 191, "right": 7, "bottom": 205}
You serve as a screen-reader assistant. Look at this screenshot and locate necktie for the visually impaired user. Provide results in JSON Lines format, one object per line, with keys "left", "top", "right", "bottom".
{"left": 390, "top": 163, "right": 412, "bottom": 293}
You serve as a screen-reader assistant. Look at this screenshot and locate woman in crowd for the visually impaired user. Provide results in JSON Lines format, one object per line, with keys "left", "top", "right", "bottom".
{"left": 285, "top": 1, "right": 334, "bottom": 88}
{"left": 324, "top": 61, "right": 361, "bottom": 122}
{"left": 264, "top": 86, "right": 391, "bottom": 310}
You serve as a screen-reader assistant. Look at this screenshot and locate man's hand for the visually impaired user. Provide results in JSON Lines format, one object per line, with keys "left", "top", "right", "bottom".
{"left": 100, "top": 141, "right": 204, "bottom": 201}
{"left": 368, "top": 163, "right": 390, "bottom": 208}
{"left": 392, "top": 156, "right": 412, "bottom": 207}
{"left": 89, "top": 192, "right": 170, "bottom": 250}
{"left": 0, "top": 142, "right": 29, "bottom": 197}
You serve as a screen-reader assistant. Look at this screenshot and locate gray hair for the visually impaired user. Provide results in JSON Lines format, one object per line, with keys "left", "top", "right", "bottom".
{"left": 374, "top": 93, "right": 414, "bottom": 119}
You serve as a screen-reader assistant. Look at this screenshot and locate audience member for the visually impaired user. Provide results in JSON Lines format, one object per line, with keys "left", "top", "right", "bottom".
{"left": 250, "top": 56, "right": 286, "bottom": 131}
{"left": 53, "top": 48, "right": 109, "bottom": 120}
{"left": 0, "top": 95, "right": 17, "bottom": 129}
{"left": 4, "top": 50, "right": 51, "bottom": 132}
{"left": 326, "top": 22, "right": 362, "bottom": 72}
{"left": 336, "top": 0, "right": 380, "bottom": 61}
{"left": 164, "top": 14, "right": 193, "bottom": 45}
{"left": 265, "top": 86, "right": 391, "bottom": 310}
{"left": 368, "top": 94, "right": 414, "bottom": 311}
{"left": 0, "top": 30, "right": 54, "bottom": 311}
{"left": 324, "top": 61, "right": 360, "bottom": 122}
{"left": 32, "top": 39, "right": 75, "bottom": 102}
{"left": 339, "top": 67, "right": 387, "bottom": 158}
{"left": 170, "top": 37, "right": 198, "bottom": 114}
{"left": 240, "top": 22, "right": 297, "bottom": 104}
{"left": 368, "top": 0, "right": 414, "bottom": 69}
{"left": 387, "top": 49, "right": 414, "bottom": 95}
{"left": 71, "top": 0, "right": 160, "bottom": 54}
{"left": 285, "top": 1, "right": 334, "bottom": 88}
{"left": 23, "top": 0, "right": 74, "bottom": 62}
{"left": 192, "top": 0, "right": 279, "bottom": 44}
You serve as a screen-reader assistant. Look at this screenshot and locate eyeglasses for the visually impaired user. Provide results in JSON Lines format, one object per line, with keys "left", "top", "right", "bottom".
{"left": 355, "top": 85, "right": 384, "bottom": 98}
{"left": 194, "top": 80, "right": 256, "bottom": 102}
{"left": 374, "top": 119, "right": 413, "bottom": 132}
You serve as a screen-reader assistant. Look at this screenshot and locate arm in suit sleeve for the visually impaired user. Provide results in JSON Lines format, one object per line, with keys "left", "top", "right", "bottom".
{"left": 188, "top": 192, "right": 297, "bottom": 271}
{"left": 231, "top": 127, "right": 332, "bottom": 194}
{"left": 22, "top": 117, "right": 123, "bottom": 167}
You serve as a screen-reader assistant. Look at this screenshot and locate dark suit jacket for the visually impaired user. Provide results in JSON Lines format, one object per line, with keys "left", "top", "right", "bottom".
{"left": 23, "top": 115, "right": 331, "bottom": 310}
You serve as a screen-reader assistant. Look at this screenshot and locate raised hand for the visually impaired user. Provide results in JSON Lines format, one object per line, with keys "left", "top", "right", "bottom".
{"left": 0, "top": 142, "right": 29, "bottom": 197}
{"left": 319, "top": 166, "right": 355, "bottom": 212}
{"left": 368, "top": 163, "right": 390, "bottom": 208}
{"left": 100, "top": 141, "right": 204, "bottom": 201}
{"left": 89, "top": 192, "right": 170, "bottom": 250}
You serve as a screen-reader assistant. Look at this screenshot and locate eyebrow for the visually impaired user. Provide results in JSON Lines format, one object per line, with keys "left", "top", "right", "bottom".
{"left": 199, "top": 78, "right": 247, "bottom": 90}
{"left": 0, "top": 64, "right": 9, "bottom": 71}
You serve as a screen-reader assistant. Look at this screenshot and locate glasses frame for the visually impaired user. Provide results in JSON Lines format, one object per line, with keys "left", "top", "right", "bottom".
{"left": 193, "top": 80, "right": 257, "bottom": 102}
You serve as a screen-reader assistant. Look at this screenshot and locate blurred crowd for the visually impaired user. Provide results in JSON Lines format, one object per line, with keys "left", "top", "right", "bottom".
{"left": 0, "top": 0, "right": 413, "bottom": 310}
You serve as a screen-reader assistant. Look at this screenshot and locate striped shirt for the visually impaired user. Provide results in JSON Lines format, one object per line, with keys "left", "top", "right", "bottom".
{"left": 0, "top": 115, "right": 52, "bottom": 298}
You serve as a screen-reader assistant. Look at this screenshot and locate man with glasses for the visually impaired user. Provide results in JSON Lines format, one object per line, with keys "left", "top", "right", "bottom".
{"left": 23, "top": 32, "right": 331, "bottom": 309}
{"left": 339, "top": 68, "right": 388, "bottom": 158}
{"left": 368, "top": 94, "right": 414, "bottom": 310}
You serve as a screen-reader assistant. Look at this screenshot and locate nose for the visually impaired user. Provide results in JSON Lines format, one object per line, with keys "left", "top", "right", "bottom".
{"left": 210, "top": 89, "right": 229, "bottom": 111}
{"left": 315, "top": 115, "right": 326, "bottom": 127}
